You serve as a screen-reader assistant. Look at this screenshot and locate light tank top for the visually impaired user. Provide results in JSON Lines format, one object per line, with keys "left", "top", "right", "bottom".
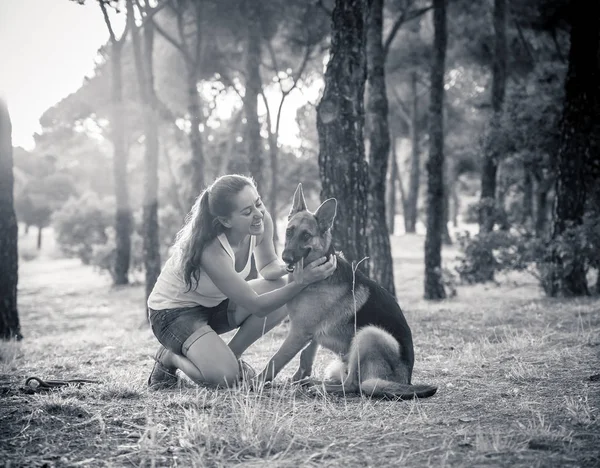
{"left": 147, "top": 233, "right": 256, "bottom": 309}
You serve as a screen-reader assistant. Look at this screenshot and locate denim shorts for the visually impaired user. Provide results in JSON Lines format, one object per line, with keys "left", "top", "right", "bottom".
{"left": 148, "top": 300, "right": 240, "bottom": 356}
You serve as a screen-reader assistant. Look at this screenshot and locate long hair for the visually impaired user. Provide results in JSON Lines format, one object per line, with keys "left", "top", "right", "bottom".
{"left": 173, "top": 174, "right": 256, "bottom": 292}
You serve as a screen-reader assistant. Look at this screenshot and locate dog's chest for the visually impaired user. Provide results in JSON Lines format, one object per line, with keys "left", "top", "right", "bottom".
{"left": 288, "top": 282, "right": 369, "bottom": 355}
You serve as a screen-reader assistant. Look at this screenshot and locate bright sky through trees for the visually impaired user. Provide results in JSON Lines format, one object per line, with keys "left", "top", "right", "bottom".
{"left": 0, "top": 0, "right": 320, "bottom": 151}
{"left": 0, "top": 0, "right": 123, "bottom": 149}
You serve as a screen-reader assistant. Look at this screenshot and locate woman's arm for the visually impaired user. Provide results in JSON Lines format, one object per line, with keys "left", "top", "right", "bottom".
{"left": 254, "top": 211, "right": 287, "bottom": 280}
{"left": 201, "top": 240, "right": 334, "bottom": 318}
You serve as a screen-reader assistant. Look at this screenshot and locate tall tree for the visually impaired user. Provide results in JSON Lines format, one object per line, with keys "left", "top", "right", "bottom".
{"left": 317, "top": 0, "right": 370, "bottom": 271}
{"left": 127, "top": 0, "right": 162, "bottom": 301}
{"left": 478, "top": 0, "right": 508, "bottom": 234}
{"left": 100, "top": 0, "right": 133, "bottom": 286}
{"left": 243, "top": 0, "right": 264, "bottom": 190}
{"left": 152, "top": 0, "right": 207, "bottom": 208}
{"left": 424, "top": 0, "right": 447, "bottom": 300}
{"left": 547, "top": 0, "right": 600, "bottom": 297}
{"left": 406, "top": 71, "right": 421, "bottom": 233}
{"left": 0, "top": 98, "right": 22, "bottom": 341}
{"left": 365, "top": 0, "right": 395, "bottom": 295}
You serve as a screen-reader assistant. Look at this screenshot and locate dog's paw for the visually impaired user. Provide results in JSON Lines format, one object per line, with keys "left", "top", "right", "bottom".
{"left": 290, "top": 376, "right": 318, "bottom": 387}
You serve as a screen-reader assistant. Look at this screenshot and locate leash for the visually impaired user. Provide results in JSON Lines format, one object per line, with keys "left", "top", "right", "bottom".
{"left": 24, "top": 376, "right": 100, "bottom": 393}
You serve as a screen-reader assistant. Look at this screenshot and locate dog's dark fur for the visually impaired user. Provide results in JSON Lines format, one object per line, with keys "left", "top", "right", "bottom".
{"left": 256, "top": 184, "right": 437, "bottom": 399}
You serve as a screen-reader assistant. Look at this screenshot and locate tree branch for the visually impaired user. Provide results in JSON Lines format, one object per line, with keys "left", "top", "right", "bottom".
{"left": 383, "top": 5, "right": 433, "bottom": 58}
{"left": 152, "top": 14, "right": 191, "bottom": 63}
{"left": 315, "top": 0, "right": 332, "bottom": 16}
{"left": 389, "top": 85, "right": 411, "bottom": 124}
{"left": 99, "top": 1, "right": 117, "bottom": 43}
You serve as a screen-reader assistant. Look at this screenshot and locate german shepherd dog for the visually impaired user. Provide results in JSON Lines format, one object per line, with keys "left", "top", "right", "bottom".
{"left": 255, "top": 184, "right": 437, "bottom": 399}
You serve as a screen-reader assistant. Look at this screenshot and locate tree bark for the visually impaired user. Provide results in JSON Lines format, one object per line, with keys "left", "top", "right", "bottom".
{"left": 128, "top": 0, "right": 161, "bottom": 301}
{"left": 37, "top": 226, "right": 42, "bottom": 250}
{"left": 522, "top": 163, "right": 533, "bottom": 227}
{"left": 317, "top": 0, "right": 370, "bottom": 273}
{"left": 187, "top": 68, "right": 205, "bottom": 208}
{"left": 535, "top": 183, "right": 549, "bottom": 237}
{"left": 386, "top": 138, "right": 398, "bottom": 234}
{"left": 442, "top": 172, "right": 452, "bottom": 245}
{"left": 152, "top": 2, "right": 205, "bottom": 209}
{"left": 405, "top": 71, "right": 421, "bottom": 234}
{"left": 244, "top": 0, "right": 264, "bottom": 191}
{"left": 108, "top": 15, "right": 132, "bottom": 286}
{"left": 424, "top": 0, "right": 447, "bottom": 300}
{"left": 547, "top": 1, "right": 600, "bottom": 297}
{"left": 478, "top": 0, "right": 507, "bottom": 235}
{"left": 365, "top": 0, "right": 395, "bottom": 295}
{"left": 0, "top": 98, "right": 22, "bottom": 340}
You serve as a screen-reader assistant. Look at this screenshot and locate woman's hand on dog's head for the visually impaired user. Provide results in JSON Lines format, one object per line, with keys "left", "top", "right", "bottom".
{"left": 294, "top": 255, "right": 337, "bottom": 285}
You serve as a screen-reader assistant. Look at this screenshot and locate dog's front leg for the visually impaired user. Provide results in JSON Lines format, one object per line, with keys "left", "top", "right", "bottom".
{"left": 256, "top": 329, "right": 312, "bottom": 384}
{"left": 292, "top": 339, "right": 319, "bottom": 383}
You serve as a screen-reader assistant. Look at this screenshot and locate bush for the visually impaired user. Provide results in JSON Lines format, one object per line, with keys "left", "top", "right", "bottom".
{"left": 456, "top": 213, "right": 600, "bottom": 295}
{"left": 538, "top": 214, "right": 600, "bottom": 295}
{"left": 52, "top": 192, "right": 114, "bottom": 264}
{"left": 455, "top": 230, "right": 543, "bottom": 284}
{"left": 53, "top": 191, "right": 185, "bottom": 280}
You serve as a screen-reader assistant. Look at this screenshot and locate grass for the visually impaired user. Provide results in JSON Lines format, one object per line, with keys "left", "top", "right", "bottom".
{"left": 1, "top": 231, "right": 599, "bottom": 467}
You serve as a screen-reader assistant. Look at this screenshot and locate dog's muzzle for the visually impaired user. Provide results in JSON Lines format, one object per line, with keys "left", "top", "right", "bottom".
{"left": 282, "top": 248, "right": 311, "bottom": 273}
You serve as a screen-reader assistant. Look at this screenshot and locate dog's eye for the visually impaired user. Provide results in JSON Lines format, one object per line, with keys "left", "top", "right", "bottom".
{"left": 301, "top": 232, "right": 311, "bottom": 242}
{"left": 285, "top": 228, "right": 293, "bottom": 238}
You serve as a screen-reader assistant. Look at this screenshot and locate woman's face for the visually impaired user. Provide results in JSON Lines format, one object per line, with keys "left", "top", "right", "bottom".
{"left": 222, "top": 185, "right": 265, "bottom": 236}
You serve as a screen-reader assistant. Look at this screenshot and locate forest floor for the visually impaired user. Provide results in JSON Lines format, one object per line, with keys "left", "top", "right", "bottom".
{"left": 1, "top": 229, "right": 599, "bottom": 467}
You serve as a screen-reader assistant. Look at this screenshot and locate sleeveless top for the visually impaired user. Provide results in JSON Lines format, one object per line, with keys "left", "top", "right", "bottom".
{"left": 147, "top": 233, "right": 256, "bottom": 309}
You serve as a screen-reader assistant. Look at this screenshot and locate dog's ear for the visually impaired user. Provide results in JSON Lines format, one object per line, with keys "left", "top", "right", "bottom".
{"left": 314, "top": 198, "right": 337, "bottom": 232}
{"left": 288, "top": 183, "right": 307, "bottom": 219}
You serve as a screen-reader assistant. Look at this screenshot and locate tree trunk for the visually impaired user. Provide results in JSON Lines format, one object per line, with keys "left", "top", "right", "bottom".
{"left": 111, "top": 37, "right": 132, "bottom": 286}
{"left": 37, "top": 226, "right": 42, "bottom": 250}
{"left": 424, "top": 0, "right": 447, "bottom": 300}
{"left": 0, "top": 98, "right": 22, "bottom": 341}
{"left": 128, "top": 0, "right": 161, "bottom": 301}
{"left": 522, "top": 164, "right": 533, "bottom": 227}
{"left": 534, "top": 176, "right": 551, "bottom": 238}
{"left": 442, "top": 173, "right": 452, "bottom": 245}
{"left": 478, "top": 0, "right": 507, "bottom": 235}
{"left": 547, "top": 1, "right": 600, "bottom": 297}
{"left": 317, "top": 0, "right": 370, "bottom": 273}
{"left": 187, "top": 69, "right": 205, "bottom": 209}
{"left": 451, "top": 177, "right": 460, "bottom": 227}
{"left": 365, "top": 0, "right": 395, "bottom": 295}
{"left": 268, "top": 131, "right": 279, "bottom": 247}
{"left": 244, "top": 0, "right": 264, "bottom": 191}
{"left": 406, "top": 71, "right": 421, "bottom": 234}
{"left": 386, "top": 139, "right": 398, "bottom": 234}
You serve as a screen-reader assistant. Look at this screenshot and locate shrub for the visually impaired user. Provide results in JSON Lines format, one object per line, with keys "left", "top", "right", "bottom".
{"left": 456, "top": 213, "right": 600, "bottom": 295}
{"left": 538, "top": 214, "right": 600, "bottom": 296}
{"left": 53, "top": 191, "right": 185, "bottom": 280}
{"left": 52, "top": 192, "right": 114, "bottom": 264}
{"left": 455, "top": 230, "right": 542, "bottom": 284}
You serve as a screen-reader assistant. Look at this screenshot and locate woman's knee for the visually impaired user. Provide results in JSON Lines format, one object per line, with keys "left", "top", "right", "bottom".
{"left": 184, "top": 336, "right": 240, "bottom": 387}
{"left": 203, "top": 360, "right": 240, "bottom": 387}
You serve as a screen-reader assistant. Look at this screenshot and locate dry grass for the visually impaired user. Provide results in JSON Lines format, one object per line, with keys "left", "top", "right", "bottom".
{"left": 1, "top": 232, "right": 599, "bottom": 467}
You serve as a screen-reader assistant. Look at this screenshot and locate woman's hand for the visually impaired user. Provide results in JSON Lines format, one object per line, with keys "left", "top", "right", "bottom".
{"left": 292, "top": 255, "right": 337, "bottom": 285}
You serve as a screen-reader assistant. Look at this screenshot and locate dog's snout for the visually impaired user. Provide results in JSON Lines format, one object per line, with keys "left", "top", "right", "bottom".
{"left": 281, "top": 250, "right": 294, "bottom": 265}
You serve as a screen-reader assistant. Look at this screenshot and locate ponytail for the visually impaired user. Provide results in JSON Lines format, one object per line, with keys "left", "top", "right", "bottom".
{"left": 174, "top": 189, "right": 223, "bottom": 292}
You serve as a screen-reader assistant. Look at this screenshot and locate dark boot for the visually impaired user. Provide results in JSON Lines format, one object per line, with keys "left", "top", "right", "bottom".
{"left": 148, "top": 346, "right": 178, "bottom": 390}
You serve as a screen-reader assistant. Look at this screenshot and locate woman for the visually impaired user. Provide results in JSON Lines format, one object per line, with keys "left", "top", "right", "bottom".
{"left": 147, "top": 174, "right": 336, "bottom": 389}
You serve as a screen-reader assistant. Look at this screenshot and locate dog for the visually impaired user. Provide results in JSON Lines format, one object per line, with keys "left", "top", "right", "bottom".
{"left": 255, "top": 184, "right": 437, "bottom": 399}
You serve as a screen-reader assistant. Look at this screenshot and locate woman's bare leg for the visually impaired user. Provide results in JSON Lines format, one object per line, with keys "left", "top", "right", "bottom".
{"left": 158, "top": 330, "right": 240, "bottom": 387}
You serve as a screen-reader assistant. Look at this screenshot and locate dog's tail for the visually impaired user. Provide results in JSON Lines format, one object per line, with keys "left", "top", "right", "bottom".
{"left": 359, "top": 378, "right": 437, "bottom": 399}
